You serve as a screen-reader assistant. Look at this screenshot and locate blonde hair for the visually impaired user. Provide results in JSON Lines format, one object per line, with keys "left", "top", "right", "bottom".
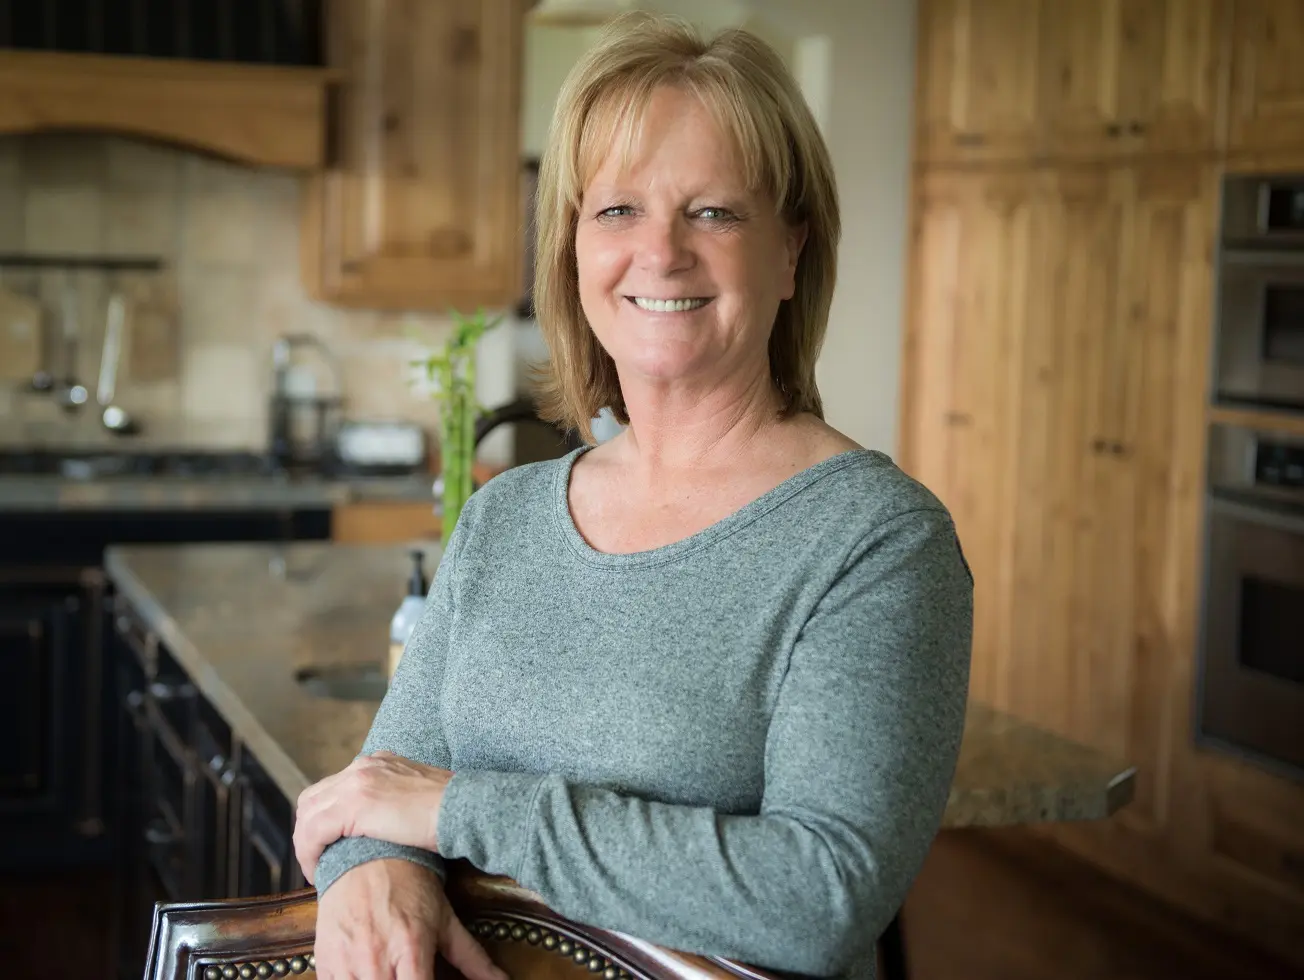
{"left": 532, "top": 11, "right": 840, "bottom": 443}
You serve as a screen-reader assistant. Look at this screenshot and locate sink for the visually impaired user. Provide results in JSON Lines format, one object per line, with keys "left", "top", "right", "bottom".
{"left": 295, "top": 663, "right": 388, "bottom": 701}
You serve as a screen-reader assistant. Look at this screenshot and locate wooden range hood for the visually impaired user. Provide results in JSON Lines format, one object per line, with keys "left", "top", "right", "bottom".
{"left": 0, "top": 49, "right": 335, "bottom": 169}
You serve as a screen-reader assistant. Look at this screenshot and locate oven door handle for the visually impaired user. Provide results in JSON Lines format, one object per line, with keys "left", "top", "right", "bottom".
{"left": 1210, "top": 495, "right": 1304, "bottom": 534}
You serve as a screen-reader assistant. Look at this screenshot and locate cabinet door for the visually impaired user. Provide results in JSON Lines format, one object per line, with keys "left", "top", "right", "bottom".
{"left": 1118, "top": 0, "right": 1230, "bottom": 155}
{"left": 992, "top": 167, "right": 1131, "bottom": 734}
{"left": 1227, "top": 0, "right": 1304, "bottom": 154}
{"left": 0, "top": 593, "right": 64, "bottom": 815}
{"left": 232, "top": 752, "right": 301, "bottom": 898}
{"left": 914, "top": 0, "right": 1044, "bottom": 164}
{"left": 0, "top": 586, "right": 86, "bottom": 866}
{"left": 302, "top": 0, "right": 525, "bottom": 310}
{"left": 1038, "top": 0, "right": 1229, "bottom": 159}
{"left": 899, "top": 170, "right": 1039, "bottom": 698}
{"left": 1105, "top": 164, "right": 1216, "bottom": 830}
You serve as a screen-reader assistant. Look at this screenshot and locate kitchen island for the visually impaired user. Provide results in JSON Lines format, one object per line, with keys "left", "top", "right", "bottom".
{"left": 106, "top": 540, "right": 1137, "bottom": 821}
{"left": 103, "top": 540, "right": 1135, "bottom": 974}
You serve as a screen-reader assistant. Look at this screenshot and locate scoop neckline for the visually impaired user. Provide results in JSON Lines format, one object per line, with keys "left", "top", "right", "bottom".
{"left": 552, "top": 444, "right": 885, "bottom": 568}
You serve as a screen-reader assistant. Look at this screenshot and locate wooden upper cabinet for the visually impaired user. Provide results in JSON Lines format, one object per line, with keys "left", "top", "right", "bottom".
{"left": 914, "top": 0, "right": 1044, "bottom": 164}
{"left": 302, "top": 0, "right": 525, "bottom": 311}
{"left": 1228, "top": 0, "right": 1304, "bottom": 155}
{"left": 916, "top": 0, "right": 1230, "bottom": 165}
{"left": 1038, "top": 0, "right": 1230, "bottom": 160}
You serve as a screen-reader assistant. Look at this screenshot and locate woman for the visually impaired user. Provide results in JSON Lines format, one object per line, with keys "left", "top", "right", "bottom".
{"left": 293, "top": 12, "right": 973, "bottom": 980}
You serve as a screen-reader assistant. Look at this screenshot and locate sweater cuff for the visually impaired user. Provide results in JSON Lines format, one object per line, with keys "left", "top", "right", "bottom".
{"left": 315, "top": 836, "right": 445, "bottom": 896}
{"left": 437, "top": 769, "right": 547, "bottom": 877}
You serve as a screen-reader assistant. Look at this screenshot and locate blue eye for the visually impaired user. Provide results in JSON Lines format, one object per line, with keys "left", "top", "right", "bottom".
{"left": 599, "top": 205, "right": 633, "bottom": 218}
{"left": 695, "top": 207, "right": 735, "bottom": 222}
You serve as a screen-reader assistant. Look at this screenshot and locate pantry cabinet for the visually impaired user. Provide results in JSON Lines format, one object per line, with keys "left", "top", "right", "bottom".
{"left": 904, "top": 161, "right": 1216, "bottom": 780}
{"left": 914, "top": 0, "right": 1231, "bottom": 165}
{"left": 302, "top": 0, "right": 526, "bottom": 311}
{"left": 899, "top": 163, "right": 1304, "bottom": 965}
{"left": 901, "top": 165, "right": 1190, "bottom": 738}
{"left": 906, "top": 0, "right": 1304, "bottom": 955}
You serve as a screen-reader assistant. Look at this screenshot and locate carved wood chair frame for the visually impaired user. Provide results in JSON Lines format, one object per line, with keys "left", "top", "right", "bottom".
{"left": 142, "top": 860, "right": 803, "bottom": 980}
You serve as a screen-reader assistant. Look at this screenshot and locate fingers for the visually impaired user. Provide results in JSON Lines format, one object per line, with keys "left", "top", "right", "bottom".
{"left": 395, "top": 935, "right": 435, "bottom": 980}
{"left": 442, "top": 916, "right": 510, "bottom": 980}
{"left": 294, "top": 815, "right": 340, "bottom": 886}
{"left": 295, "top": 769, "right": 353, "bottom": 883}
{"left": 293, "top": 800, "right": 346, "bottom": 886}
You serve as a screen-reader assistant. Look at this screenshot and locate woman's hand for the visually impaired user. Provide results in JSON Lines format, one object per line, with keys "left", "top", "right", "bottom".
{"left": 294, "top": 750, "right": 452, "bottom": 885}
{"left": 315, "top": 858, "right": 508, "bottom": 980}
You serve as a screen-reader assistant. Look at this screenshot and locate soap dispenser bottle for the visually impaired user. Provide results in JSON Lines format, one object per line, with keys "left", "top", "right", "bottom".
{"left": 388, "top": 550, "right": 428, "bottom": 679}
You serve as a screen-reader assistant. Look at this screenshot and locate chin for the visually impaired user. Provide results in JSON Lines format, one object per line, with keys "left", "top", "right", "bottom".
{"left": 611, "top": 344, "right": 711, "bottom": 383}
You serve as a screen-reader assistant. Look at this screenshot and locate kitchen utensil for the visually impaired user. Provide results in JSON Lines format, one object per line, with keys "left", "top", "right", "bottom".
{"left": 0, "top": 283, "right": 42, "bottom": 383}
{"left": 54, "top": 280, "right": 88, "bottom": 413}
{"left": 96, "top": 292, "right": 138, "bottom": 435}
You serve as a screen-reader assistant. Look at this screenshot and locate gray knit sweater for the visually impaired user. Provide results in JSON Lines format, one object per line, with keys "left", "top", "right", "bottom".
{"left": 315, "top": 447, "right": 973, "bottom": 980}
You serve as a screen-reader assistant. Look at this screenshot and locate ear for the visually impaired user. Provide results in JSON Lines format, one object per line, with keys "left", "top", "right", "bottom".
{"left": 780, "top": 221, "right": 809, "bottom": 300}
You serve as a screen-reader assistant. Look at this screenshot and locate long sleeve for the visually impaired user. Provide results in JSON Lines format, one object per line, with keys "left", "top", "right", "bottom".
{"left": 312, "top": 509, "right": 471, "bottom": 895}
{"left": 434, "top": 507, "right": 974, "bottom": 977}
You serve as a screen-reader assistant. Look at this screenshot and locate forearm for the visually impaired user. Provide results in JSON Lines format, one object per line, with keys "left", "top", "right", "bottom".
{"left": 435, "top": 766, "right": 951, "bottom": 977}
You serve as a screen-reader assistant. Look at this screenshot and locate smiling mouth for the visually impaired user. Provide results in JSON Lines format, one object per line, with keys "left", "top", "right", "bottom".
{"left": 628, "top": 296, "right": 711, "bottom": 313}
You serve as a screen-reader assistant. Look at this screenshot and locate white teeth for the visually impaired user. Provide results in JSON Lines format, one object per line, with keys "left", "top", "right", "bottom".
{"left": 632, "top": 297, "right": 708, "bottom": 313}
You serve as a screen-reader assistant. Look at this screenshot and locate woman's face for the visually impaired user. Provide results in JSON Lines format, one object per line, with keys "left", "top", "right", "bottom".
{"left": 575, "top": 85, "right": 806, "bottom": 393}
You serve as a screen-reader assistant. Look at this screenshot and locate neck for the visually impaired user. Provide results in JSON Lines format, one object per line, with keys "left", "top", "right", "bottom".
{"left": 612, "top": 362, "right": 783, "bottom": 474}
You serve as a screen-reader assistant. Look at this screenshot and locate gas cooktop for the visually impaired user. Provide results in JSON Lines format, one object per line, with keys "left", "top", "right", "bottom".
{"left": 0, "top": 450, "right": 283, "bottom": 481}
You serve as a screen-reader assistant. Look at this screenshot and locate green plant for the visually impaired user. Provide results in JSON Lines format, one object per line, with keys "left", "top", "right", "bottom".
{"left": 413, "top": 309, "right": 504, "bottom": 540}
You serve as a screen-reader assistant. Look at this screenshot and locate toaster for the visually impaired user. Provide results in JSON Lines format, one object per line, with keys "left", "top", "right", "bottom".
{"left": 333, "top": 420, "right": 428, "bottom": 476}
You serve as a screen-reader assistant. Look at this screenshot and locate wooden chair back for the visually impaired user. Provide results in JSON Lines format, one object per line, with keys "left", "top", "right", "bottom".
{"left": 142, "top": 860, "right": 792, "bottom": 980}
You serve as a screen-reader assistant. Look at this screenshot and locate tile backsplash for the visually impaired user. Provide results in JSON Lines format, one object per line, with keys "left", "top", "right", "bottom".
{"left": 0, "top": 133, "right": 518, "bottom": 454}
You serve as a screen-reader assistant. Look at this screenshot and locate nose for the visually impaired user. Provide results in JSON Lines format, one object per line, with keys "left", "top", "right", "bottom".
{"left": 634, "top": 213, "right": 695, "bottom": 275}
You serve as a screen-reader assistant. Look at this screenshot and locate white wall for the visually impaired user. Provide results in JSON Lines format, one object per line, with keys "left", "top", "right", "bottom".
{"left": 517, "top": 0, "right": 917, "bottom": 455}
{"left": 522, "top": 24, "right": 606, "bottom": 158}
{"left": 753, "top": 0, "right": 917, "bottom": 456}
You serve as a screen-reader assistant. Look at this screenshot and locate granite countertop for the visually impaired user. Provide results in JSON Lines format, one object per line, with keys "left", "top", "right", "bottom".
{"left": 104, "top": 542, "right": 1136, "bottom": 828}
{"left": 0, "top": 473, "right": 436, "bottom": 510}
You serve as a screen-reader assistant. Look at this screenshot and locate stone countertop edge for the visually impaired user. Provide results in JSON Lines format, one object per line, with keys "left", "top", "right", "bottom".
{"left": 943, "top": 702, "right": 1137, "bottom": 827}
{"left": 0, "top": 475, "right": 436, "bottom": 511}
{"left": 104, "top": 548, "right": 317, "bottom": 802}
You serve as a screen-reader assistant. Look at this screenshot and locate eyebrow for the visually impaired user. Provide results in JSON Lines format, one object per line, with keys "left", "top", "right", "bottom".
{"left": 583, "top": 182, "right": 754, "bottom": 201}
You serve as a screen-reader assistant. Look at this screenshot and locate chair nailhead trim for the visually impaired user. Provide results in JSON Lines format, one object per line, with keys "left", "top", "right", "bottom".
{"left": 472, "top": 918, "right": 633, "bottom": 980}
{"left": 203, "top": 952, "right": 314, "bottom": 980}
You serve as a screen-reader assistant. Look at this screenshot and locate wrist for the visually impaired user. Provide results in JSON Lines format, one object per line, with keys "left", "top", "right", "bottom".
{"left": 428, "top": 769, "right": 455, "bottom": 852}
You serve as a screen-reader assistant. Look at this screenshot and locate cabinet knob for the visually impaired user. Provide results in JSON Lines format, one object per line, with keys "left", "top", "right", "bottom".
{"left": 144, "top": 819, "right": 181, "bottom": 847}
{"left": 148, "top": 680, "right": 196, "bottom": 702}
{"left": 1128, "top": 121, "right": 1145, "bottom": 135}
{"left": 1091, "top": 438, "right": 1128, "bottom": 456}
{"left": 125, "top": 690, "right": 146, "bottom": 719}
{"left": 1106, "top": 123, "right": 1123, "bottom": 137}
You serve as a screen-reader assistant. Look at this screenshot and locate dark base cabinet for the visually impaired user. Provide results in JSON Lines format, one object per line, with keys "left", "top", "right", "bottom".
{"left": 111, "top": 596, "right": 304, "bottom": 980}
{"left": 233, "top": 749, "right": 304, "bottom": 899}
{"left": 0, "top": 569, "right": 109, "bottom": 869}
